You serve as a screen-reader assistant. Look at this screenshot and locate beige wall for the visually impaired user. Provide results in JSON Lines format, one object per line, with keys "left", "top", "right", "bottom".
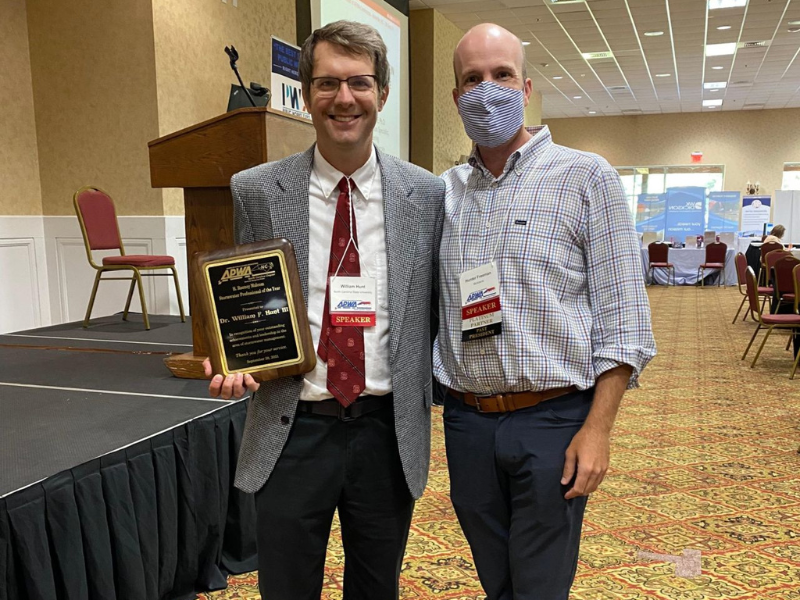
{"left": 410, "top": 9, "right": 472, "bottom": 175}
{"left": 152, "top": 0, "right": 296, "bottom": 214}
{"left": 409, "top": 10, "right": 434, "bottom": 172}
{"left": 525, "top": 89, "right": 542, "bottom": 127}
{"left": 430, "top": 10, "right": 473, "bottom": 175}
{"left": 26, "top": 0, "right": 162, "bottom": 216}
{"left": 5, "top": 2, "right": 527, "bottom": 217}
{"left": 0, "top": 0, "right": 42, "bottom": 215}
{"left": 544, "top": 109, "right": 800, "bottom": 195}
{"left": 3, "top": 0, "right": 296, "bottom": 216}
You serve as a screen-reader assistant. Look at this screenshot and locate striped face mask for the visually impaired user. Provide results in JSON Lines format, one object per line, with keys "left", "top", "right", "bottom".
{"left": 457, "top": 81, "right": 525, "bottom": 148}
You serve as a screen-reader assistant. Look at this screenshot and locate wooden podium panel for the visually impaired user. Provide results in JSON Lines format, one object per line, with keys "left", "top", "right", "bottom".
{"left": 148, "top": 108, "right": 315, "bottom": 378}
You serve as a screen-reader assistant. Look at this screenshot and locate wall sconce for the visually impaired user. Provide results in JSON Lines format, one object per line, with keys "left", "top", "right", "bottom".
{"left": 745, "top": 180, "right": 760, "bottom": 195}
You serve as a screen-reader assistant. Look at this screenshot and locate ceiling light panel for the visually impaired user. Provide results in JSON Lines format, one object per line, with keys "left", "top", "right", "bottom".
{"left": 706, "top": 43, "right": 737, "bottom": 56}
{"left": 434, "top": 0, "right": 799, "bottom": 117}
{"left": 708, "top": 0, "right": 747, "bottom": 10}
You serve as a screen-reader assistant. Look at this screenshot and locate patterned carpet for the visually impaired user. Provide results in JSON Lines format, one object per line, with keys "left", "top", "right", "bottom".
{"left": 199, "top": 286, "right": 800, "bottom": 599}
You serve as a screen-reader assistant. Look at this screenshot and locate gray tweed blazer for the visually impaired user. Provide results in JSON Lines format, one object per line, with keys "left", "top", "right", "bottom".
{"left": 230, "top": 146, "right": 445, "bottom": 499}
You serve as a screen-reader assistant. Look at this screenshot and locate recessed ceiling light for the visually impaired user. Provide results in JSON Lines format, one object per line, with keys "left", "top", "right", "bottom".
{"left": 712, "top": 65, "right": 725, "bottom": 70}
{"left": 709, "top": 89, "right": 720, "bottom": 92}
{"left": 644, "top": 31, "right": 664, "bottom": 37}
{"left": 553, "top": 76, "right": 563, "bottom": 80}
{"left": 588, "top": 110, "right": 596, "bottom": 114}
{"left": 703, "top": 99, "right": 723, "bottom": 107}
{"left": 789, "top": 27, "right": 800, "bottom": 33}
{"left": 704, "top": 81, "right": 727, "bottom": 89}
{"left": 716, "top": 25, "right": 732, "bottom": 30}
{"left": 582, "top": 51, "right": 614, "bottom": 60}
{"left": 706, "top": 105, "right": 717, "bottom": 108}
{"left": 706, "top": 42, "right": 737, "bottom": 56}
{"left": 573, "top": 95, "right": 582, "bottom": 99}
{"left": 789, "top": 20, "right": 800, "bottom": 26}
{"left": 655, "top": 73, "right": 671, "bottom": 77}
{"left": 522, "top": 41, "right": 531, "bottom": 46}
{"left": 708, "top": 0, "right": 747, "bottom": 9}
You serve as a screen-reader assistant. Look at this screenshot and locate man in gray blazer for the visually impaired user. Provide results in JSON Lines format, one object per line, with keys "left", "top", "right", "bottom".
{"left": 207, "top": 20, "right": 444, "bottom": 600}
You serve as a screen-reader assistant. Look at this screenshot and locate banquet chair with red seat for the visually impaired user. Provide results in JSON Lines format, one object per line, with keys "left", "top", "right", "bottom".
{"left": 759, "top": 241, "right": 784, "bottom": 285}
{"left": 790, "top": 264, "right": 800, "bottom": 379}
{"left": 647, "top": 242, "right": 675, "bottom": 286}
{"left": 733, "top": 252, "right": 772, "bottom": 323}
{"left": 774, "top": 254, "right": 800, "bottom": 352}
{"left": 697, "top": 241, "right": 727, "bottom": 287}
{"left": 772, "top": 253, "right": 800, "bottom": 308}
{"left": 742, "top": 266, "right": 800, "bottom": 372}
{"left": 74, "top": 186, "right": 186, "bottom": 330}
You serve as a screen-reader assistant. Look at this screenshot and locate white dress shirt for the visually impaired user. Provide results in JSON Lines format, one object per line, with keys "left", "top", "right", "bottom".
{"left": 301, "top": 146, "right": 392, "bottom": 400}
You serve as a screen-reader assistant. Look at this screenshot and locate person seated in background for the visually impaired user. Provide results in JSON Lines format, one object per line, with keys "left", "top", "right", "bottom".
{"left": 764, "top": 224, "right": 786, "bottom": 245}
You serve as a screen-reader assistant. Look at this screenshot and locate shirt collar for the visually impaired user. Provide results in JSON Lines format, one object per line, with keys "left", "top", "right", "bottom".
{"left": 469, "top": 125, "right": 553, "bottom": 179}
{"left": 313, "top": 145, "right": 378, "bottom": 202}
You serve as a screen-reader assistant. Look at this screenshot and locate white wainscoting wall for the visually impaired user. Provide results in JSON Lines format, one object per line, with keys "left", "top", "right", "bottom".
{"left": 0, "top": 216, "right": 187, "bottom": 334}
{"left": 0, "top": 217, "right": 50, "bottom": 333}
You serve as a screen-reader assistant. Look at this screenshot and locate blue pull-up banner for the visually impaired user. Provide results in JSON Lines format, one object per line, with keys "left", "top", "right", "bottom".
{"left": 707, "top": 191, "right": 741, "bottom": 233}
{"left": 664, "top": 186, "right": 706, "bottom": 239}
{"left": 635, "top": 193, "right": 666, "bottom": 235}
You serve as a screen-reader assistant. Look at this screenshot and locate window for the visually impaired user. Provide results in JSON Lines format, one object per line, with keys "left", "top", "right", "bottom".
{"left": 615, "top": 164, "right": 725, "bottom": 232}
{"left": 783, "top": 163, "right": 800, "bottom": 190}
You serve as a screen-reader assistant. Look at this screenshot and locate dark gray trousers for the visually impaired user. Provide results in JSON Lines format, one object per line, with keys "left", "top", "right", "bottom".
{"left": 255, "top": 401, "right": 414, "bottom": 600}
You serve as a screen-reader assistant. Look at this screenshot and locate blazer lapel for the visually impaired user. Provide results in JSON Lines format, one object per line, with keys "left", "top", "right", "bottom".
{"left": 378, "top": 150, "right": 422, "bottom": 362}
{"left": 271, "top": 147, "right": 314, "bottom": 304}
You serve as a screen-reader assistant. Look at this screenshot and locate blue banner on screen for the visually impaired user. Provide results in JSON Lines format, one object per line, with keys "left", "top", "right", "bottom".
{"left": 707, "top": 191, "right": 741, "bottom": 233}
{"left": 741, "top": 195, "right": 771, "bottom": 236}
{"left": 270, "top": 37, "right": 311, "bottom": 121}
{"left": 664, "top": 187, "right": 706, "bottom": 239}
{"left": 635, "top": 193, "right": 666, "bottom": 235}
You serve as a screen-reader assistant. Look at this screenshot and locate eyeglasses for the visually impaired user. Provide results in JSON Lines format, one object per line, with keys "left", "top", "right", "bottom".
{"left": 310, "top": 75, "right": 378, "bottom": 96}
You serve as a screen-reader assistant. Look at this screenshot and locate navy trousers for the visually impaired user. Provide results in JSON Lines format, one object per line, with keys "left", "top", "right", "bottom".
{"left": 443, "top": 388, "right": 593, "bottom": 600}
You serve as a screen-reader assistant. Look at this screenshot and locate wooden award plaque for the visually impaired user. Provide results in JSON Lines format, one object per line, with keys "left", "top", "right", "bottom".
{"left": 192, "top": 239, "right": 315, "bottom": 381}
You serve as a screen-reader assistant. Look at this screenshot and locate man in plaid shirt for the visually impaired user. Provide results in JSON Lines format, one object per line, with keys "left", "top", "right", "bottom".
{"left": 433, "top": 23, "right": 656, "bottom": 600}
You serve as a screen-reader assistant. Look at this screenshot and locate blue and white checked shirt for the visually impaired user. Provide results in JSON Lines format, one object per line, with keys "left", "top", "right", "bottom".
{"left": 433, "top": 126, "right": 656, "bottom": 395}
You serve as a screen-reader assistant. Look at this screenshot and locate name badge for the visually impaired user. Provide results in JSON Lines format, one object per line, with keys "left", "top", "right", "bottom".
{"left": 459, "top": 262, "right": 502, "bottom": 341}
{"left": 329, "top": 276, "right": 377, "bottom": 327}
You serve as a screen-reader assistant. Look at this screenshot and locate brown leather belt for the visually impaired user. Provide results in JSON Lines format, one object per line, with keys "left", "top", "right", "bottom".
{"left": 447, "top": 386, "right": 577, "bottom": 413}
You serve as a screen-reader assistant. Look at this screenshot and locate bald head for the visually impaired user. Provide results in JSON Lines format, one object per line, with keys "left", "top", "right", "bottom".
{"left": 453, "top": 23, "right": 527, "bottom": 89}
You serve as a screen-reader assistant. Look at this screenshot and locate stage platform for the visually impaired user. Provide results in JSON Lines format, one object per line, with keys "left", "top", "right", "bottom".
{"left": 0, "top": 314, "right": 257, "bottom": 600}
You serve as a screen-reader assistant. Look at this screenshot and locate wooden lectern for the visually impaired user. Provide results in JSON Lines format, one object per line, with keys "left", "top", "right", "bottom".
{"left": 148, "top": 107, "right": 315, "bottom": 378}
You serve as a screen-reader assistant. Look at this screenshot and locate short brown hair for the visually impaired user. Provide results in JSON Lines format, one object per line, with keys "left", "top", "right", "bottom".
{"left": 771, "top": 224, "right": 786, "bottom": 238}
{"left": 299, "top": 21, "right": 390, "bottom": 95}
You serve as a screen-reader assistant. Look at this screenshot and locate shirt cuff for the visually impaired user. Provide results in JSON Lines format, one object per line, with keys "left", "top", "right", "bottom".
{"left": 593, "top": 345, "right": 656, "bottom": 390}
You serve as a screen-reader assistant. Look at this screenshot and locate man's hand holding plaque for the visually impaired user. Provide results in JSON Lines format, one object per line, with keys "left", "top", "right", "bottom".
{"left": 204, "top": 359, "right": 260, "bottom": 400}
{"left": 193, "top": 239, "right": 316, "bottom": 393}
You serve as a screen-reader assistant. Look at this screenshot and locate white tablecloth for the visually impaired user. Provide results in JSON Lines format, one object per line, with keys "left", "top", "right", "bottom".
{"left": 641, "top": 248, "right": 737, "bottom": 286}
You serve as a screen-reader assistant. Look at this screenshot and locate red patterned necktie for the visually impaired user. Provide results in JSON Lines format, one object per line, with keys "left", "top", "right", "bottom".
{"left": 317, "top": 177, "right": 366, "bottom": 407}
